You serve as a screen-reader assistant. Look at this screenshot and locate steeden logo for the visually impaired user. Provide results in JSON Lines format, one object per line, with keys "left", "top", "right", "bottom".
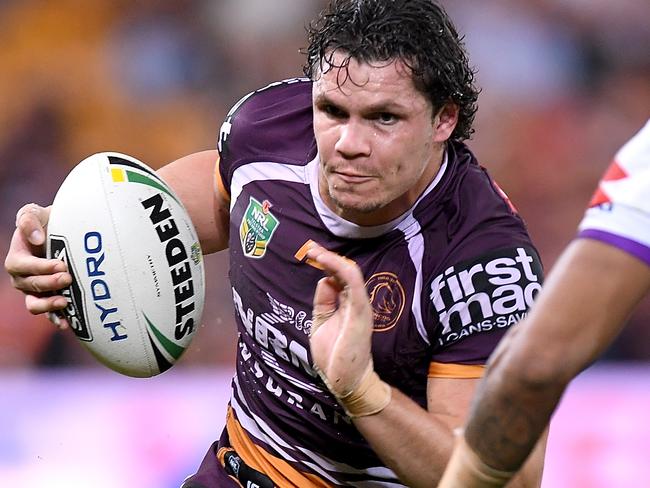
{"left": 240, "top": 197, "right": 280, "bottom": 258}
{"left": 366, "top": 272, "right": 405, "bottom": 332}
{"left": 49, "top": 235, "right": 92, "bottom": 341}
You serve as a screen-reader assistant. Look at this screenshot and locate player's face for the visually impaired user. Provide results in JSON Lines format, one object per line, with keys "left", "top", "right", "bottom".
{"left": 313, "top": 52, "right": 458, "bottom": 226}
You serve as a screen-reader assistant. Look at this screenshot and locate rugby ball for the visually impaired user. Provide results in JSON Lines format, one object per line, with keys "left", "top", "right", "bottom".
{"left": 46, "top": 152, "right": 205, "bottom": 377}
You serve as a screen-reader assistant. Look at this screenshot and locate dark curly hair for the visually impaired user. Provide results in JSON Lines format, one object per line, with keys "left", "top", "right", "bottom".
{"left": 303, "top": 0, "right": 479, "bottom": 141}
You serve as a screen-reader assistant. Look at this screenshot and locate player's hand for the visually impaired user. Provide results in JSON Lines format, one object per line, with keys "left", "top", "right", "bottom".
{"left": 4, "top": 203, "right": 71, "bottom": 328}
{"left": 306, "top": 243, "right": 374, "bottom": 397}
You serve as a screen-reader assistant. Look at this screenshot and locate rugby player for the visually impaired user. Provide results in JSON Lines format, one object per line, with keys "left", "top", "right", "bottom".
{"left": 5, "top": 1, "right": 547, "bottom": 486}
{"left": 436, "top": 119, "right": 650, "bottom": 487}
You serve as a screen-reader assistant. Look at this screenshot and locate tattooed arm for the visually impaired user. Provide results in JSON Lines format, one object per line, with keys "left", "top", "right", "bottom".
{"left": 438, "top": 238, "right": 650, "bottom": 487}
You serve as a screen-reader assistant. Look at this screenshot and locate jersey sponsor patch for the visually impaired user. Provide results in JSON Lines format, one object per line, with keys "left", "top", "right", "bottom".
{"left": 239, "top": 197, "right": 280, "bottom": 258}
{"left": 430, "top": 246, "right": 543, "bottom": 346}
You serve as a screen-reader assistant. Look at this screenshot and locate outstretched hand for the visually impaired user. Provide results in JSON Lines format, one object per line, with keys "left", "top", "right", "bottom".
{"left": 306, "top": 243, "right": 374, "bottom": 398}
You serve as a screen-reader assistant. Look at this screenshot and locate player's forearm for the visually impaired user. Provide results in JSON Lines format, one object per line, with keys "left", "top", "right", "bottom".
{"left": 465, "top": 239, "right": 650, "bottom": 474}
{"left": 464, "top": 352, "right": 565, "bottom": 474}
{"left": 353, "top": 387, "right": 457, "bottom": 487}
{"left": 460, "top": 287, "right": 576, "bottom": 474}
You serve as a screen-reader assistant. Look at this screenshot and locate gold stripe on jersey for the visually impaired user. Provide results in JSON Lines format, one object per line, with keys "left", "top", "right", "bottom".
{"left": 215, "top": 154, "right": 231, "bottom": 203}
{"left": 294, "top": 239, "right": 325, "bottom": 270}
{"left": 225, "top": 407, "right": 331, "bottom": 487}
{"left": 295, "top": 240, "right": 358, "bottom": 271}
{"left": 428, "top": 362, "right": 485, "bottom": 378}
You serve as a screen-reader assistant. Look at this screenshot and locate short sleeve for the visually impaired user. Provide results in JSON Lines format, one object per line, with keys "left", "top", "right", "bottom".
{"left": 577, "top": 119, "right": 650, "bottom": 266}
{"left": 426, "top": 245, "right": 544, "bottom": 372}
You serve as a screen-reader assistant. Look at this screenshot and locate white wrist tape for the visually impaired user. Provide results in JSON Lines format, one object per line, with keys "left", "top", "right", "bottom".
{"left": 438, "top": 435, "right": 515, "bottom": 488}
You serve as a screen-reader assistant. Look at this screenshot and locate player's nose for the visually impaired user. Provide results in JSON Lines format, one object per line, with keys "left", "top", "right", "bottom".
{"left": 335, "top": 120, "right": 371, "bottom": 159}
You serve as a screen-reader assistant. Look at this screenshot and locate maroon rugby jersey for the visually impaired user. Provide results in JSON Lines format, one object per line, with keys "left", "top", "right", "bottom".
{"left": 215, "top": 78, "right": 543, "bottom": 486}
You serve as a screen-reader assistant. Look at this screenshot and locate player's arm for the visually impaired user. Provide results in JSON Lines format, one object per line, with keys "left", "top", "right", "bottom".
{"left": 157, "top": 150, "right": 230, "bottom": 254}
{"left": 307, "top": 244, "right": 544, "bottom": 487}
{"left": 438, "top": 238, "right": 650, "bottom": 487}
{"left": 351, "top": 374, "right": 545, "bottom": 487}
{"left": 4, "top": 150, "right": 229, "bottom": 323}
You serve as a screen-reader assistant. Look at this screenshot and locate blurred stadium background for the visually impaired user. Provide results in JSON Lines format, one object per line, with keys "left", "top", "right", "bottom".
{"left": 0, "top": 0, "right": 649, "bottom": 486}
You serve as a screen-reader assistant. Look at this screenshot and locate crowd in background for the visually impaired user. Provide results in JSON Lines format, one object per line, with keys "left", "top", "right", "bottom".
{"left": 1, "top": 0, "right": 649, "bottom": 369}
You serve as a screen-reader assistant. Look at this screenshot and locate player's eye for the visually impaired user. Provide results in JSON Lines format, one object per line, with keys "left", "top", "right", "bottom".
{"left": 374, "top": 112, "right": 398, "bottom": 125}
{"left": 322, "top": 104, "right": 347, "bottom": 119}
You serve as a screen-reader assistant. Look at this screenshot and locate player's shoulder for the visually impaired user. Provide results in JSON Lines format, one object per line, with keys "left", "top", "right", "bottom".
{"left": 220, "top": 77, "right": 312, "bottom": 133}
{"left": 437, "top": 142, "right": 513, "bottom": 209}
{"left": 449, "top": 142, "right": 514, "bottom": 208}
{"left": 422, "top": 145, "right": 544, "bottom": 358}
{"left": 578, "top": 120, "right": 650, "bottom": 261}
{"left": 218, "top": 78, "right": 315, "bottom": 167}
{"left": 588, "top": 119, "right": 650, "bottom": 212}
{"left": 420, "top": 141, "right": 533, "bottom": 256}
{"left": 617, "top": 119, "right": 650, "bottom": 172}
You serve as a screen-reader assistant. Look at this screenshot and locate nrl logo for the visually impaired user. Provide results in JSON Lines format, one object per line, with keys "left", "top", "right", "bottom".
{"left": 240, "top": 197, "right": 280, "bottom": 258}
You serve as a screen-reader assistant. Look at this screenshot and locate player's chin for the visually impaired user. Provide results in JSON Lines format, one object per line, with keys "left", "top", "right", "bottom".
{"left": 331, "top": 192, "right": 383, "bottom": 214}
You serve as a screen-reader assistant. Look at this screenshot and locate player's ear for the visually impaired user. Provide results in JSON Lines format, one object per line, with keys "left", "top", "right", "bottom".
{"left": 432, "top": 103, "right": 459, "bottom": 143}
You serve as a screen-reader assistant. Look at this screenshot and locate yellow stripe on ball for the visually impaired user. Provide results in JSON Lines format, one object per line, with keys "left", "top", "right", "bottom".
{"left": 111, "top": 168, "right": 125, "bottom": 182}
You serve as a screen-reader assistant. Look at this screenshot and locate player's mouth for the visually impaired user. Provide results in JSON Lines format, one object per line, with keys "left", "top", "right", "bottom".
{"left": 332, "top": 170, "right": 375, "bottom": 185}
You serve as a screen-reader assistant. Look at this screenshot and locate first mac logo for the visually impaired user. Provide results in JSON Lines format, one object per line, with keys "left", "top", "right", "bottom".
{"left": 49, "top": 235, "right": 92, "bottom": 341}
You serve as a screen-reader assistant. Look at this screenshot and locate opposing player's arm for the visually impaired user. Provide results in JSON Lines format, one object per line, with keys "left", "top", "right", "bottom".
{"left": 439, "top": 238, "right": 650, "bottom": 487}
{"left": 157, "top": 150, "right": 230, "bottom": 254}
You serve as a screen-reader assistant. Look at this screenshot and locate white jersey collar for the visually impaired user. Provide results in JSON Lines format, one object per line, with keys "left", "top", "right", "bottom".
{"left": 308, "top": 150, "right": 448, "bottom": 239}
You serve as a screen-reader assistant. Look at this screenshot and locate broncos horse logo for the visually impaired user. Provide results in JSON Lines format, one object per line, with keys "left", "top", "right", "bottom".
{"left": 366, "top": 272, "right": 406, "bottom": 332}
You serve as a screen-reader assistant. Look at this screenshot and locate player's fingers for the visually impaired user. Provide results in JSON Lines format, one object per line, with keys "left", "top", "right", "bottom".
{"left": 312, "top": 276, "right": 339, "bottom": 334}
{"left": 15, "top": 203, "right": 51, "bottom": 246}
{"left": 308, "top": 246, "right": 375, "bottom": 348}
{"left": 313, "top": 276, "right": 340, "bottom": 311}
{"left": 4, "top": 223, "right": 66, "bottom": 279}
{"left": 6, "top": 252, "right": 68, "bottom": 278}
{"left": 11, "top": 271, "right": 72, "bottom": 294}
{"left": 47, "top": 312, "right": 70, "bottom": 330}
{"left": 306, "top": 245, "right": 368, "bottom": 306}
{"left": 25, "top": 293, "right": 69, "bottom": 315}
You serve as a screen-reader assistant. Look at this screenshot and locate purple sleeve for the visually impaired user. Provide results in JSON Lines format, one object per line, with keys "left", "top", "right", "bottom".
{"left": 428, "top": 245, "right": 544, "bottom": 365}
{"left": 578, "top": 229, "right": 650, "bottom": 267}
{"left": 216, "top": 79, "right": 314, "bottom": 193}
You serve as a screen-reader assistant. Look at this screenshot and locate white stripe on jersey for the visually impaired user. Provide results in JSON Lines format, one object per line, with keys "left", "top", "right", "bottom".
{"left": 219, "top": 78, "right": 309, "bottom": 154}
{"left": 230, "top": 161, "right": 308, "bottom": 212}
{"left": 231, "top": 377, "right": 302, "bottom": 460}
{"left": 258, "top": 348, "right": 323, "bottom": 393}
{"left": 231, "top": 376, "right": 405, "bottom": 486}
{"left": 399, "top": 223, "right": 429, "bottom": 345}
{"left": 394, "top": 155, "right": 449, "bottom": 346}
{"left": 307, "top": 153, "right": 449, "bottom": 239}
